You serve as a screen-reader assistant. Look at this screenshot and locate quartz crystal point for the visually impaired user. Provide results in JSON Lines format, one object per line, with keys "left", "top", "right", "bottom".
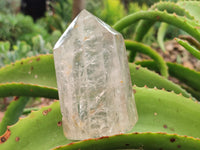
{"left": 53, "top": 10, "right": 138, "bottom": 140}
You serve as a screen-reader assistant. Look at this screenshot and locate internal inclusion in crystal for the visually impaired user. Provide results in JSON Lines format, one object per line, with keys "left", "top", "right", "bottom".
{"left": 53, "top": 10, "right": 138, "bottom": 140}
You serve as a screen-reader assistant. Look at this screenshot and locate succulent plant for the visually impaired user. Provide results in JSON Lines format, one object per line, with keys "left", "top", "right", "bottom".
{"left": 0, "top": 1, "right": 200, "bottom": 150}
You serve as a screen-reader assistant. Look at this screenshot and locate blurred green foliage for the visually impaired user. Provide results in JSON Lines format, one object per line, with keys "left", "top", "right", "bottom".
{"left": 37, "top": 15, "right": 66, "bottom": 33}
{"left": 0, "top": 0, "right": 169, "bottom": 67}
{"left": 101, "top": 0, "right": 126, "bottom": 25}
{"left": 0, "top": 13, "right": 48, "bottom": 45}
{"left": 36, "top": 0, "right": 73, "bottom": 33}
{"left": 0, "top": 9, "right": 63, "bottom": 66}
{"left": 86, "top": 0, "right": 148, "bottom": 39}
{"left": 49, "top": 0, "right": 73, "bottom": 23}
{"left": 0, "top": 35, "right": 54, "bottom": 67}
{"left": 0, "top": 0, "right": 20, "bottom": 14}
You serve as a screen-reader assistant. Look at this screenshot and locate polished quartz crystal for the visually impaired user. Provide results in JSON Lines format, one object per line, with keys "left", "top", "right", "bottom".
{"left": 53, "top": 10, "right": 138, "bottom": 140}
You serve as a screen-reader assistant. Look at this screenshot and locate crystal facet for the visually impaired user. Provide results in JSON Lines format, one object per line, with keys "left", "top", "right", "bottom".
{"left": 53, "top": 10, "right": 138, "bottom": 140}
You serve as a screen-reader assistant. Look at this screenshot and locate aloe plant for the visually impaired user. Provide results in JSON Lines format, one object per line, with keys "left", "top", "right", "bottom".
{"left": 0, "top": 1, "right": 200, "bottom": 150}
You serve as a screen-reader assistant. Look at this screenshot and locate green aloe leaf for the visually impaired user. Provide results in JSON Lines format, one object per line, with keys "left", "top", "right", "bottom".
{"left": 175, "top": 38, "right": 200, "bottom": 60}
{"left": 133, "top": 1, "right": 197, "bottom": 42}
{"left": 23, "top": 107, "right": 39, "bottom": 115}
{"left": 130, "top": 87, "right": 200, "bottom": 135}
{"left": 177, "top": 1, "right": 200, "bottom": 22}
{"left": 129, "top": 63, "right": 192, "bottom": 99}
{"left": 151, "top": 1, "right": 194, "bottom": 19}
{"left": 0, "top": 97, "right": 29, "bottom": 135}
{"left": 0, "top": 55, "right": 191, "bottom": 99}
{"left": 179, "top": 35, "right": 200, "bottom": 50}
{"left": 0, "top": 54, "right": 57, "bottom": 87}
{"left": 113, "top": 10, "right": 200, "bottom": 42}
{"left": 54, "top": 133, "right": 200, "bottom": 150}
{"left": 136, "top": 60, "right": 200, "bottom": 95}
{"left": 0, "top": 83, "right": 58, "bottom": 99}
{"left": 0, "top": 101, "right": 71, "bottom": 149}
{"left": 167, "top": 62, "right": 200, "bottom": 92}
{"left": 157, "top": 22, "right": 168, "bottom": 52}
{"left": 125, "top": 40, "right": 169, "bottom": 78}
{"left": 181, "top": 85, "right": 200, "bottom": 100}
